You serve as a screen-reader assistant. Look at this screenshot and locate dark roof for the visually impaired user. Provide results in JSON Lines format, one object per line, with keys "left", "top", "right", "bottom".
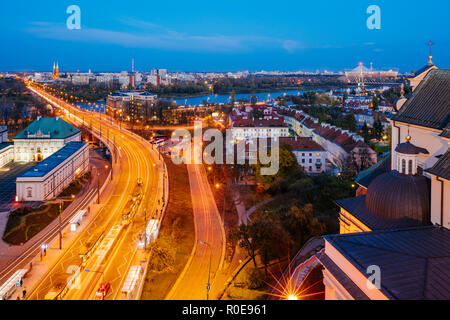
{"left": 324, "top": 226, "right": 450, "bottom": 300}
{"left": 426, "top": 149, "right": 450, "bottom": 180}
{"left": 336, "top": 195, "right": 426, "bottom": 230}
{"left": 412, "top": 63, "right": 436, "bottom": 78}
{"left": 15, "top": 117, "right": 80, "bottom": 140}
{"left": 395, "top": 141, "right": 429, "bottom": 155}
{"left": 18, "top": 142, "right": 87, "bottom": 178}
{"left": 0, "top": 142, "right": 13, "bottom": 151}
{"left": 393, "top": 69, "right": 450, "bottom": 130}
{"left": 440, "top": 123, "right": 450, "bottom": 138}
{"left": 365, "top": 171, "right": 430, "bottom": 223}
{"left": 279, "top": 137, "right": 325, "bottom": 151}
{"left": 356, "top": 152, "right": 391, "bottom": 188}
{"left": 316, "top": 252, "right": 369, "bottom": 300}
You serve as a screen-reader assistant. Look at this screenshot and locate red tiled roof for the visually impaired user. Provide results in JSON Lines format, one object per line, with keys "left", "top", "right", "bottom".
{"left": 279, "top": 137, "right": 325, "bottom": 151}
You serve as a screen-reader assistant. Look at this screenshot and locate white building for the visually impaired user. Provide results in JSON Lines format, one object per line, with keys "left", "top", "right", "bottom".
{"left": 13, "top": 117, "right": 81, "bottom": 163}
{"left": 0, "top": 126, "right": 13, "bottom": 168}
{"left": 72, "top": 75, "right": 90, "bottom": 85}
{"left": 314, "top": 67, "right": 450, "bottom": 301}
{"left": 16, "top": 141, "right": 89, "bottom": 201}
{"left": 279, "top": 137, "right": 328, "bottom": 173}
{"left": 229, "top": 105, "right": 290, "bottom": 142}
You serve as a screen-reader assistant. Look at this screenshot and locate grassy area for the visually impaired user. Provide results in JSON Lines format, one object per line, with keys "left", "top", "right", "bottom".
{"left": 141, "top": 157, "right": 195, "bottom": 300}
{"left": 2, "top": 173, "right": 90, "bottom": 245}
{"left": 2, "top": 202, "right": 71, "bottom": 245}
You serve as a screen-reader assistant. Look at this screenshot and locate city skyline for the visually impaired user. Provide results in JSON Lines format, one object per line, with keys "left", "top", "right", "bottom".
{"left": 1, "top": 0, "right": 449, "bottom": 72}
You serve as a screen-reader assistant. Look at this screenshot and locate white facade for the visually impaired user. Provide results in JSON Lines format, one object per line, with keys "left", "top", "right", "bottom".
{"left": 391, "top": 120, "right": 449, "bottom": 228}
{"left": 72, "top": 75, "right": 90, "bottom": 85}
{"left": 284, "top": 114, "right": 355, "bottom": 169}
{"left": 231, "top": 126, "right": 289, "bottom": 141}
{"left": 13, "top": 132, "right": 81, "bottom": 163}
{"left": 16, "top": 143, "right": 89, "bottom": 202}
{"left": 0, "top": 126, "right": 13, "bottom": 168}
{"left": 292, "top": 150, "right": 327, "bottom": 174}
{"left": 391, "top": 122, "right": 446, "bottom": 175}
{"left": 429, "top": 171, "right": 450, "bottom": 229}
{"left": 0, "top": 145, "right": 14, "bottom": 168}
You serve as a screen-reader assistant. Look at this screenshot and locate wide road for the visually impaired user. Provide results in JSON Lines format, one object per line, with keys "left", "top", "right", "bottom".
{"left": 25, "top": 84, "right": 165, "bottom": 300}
{"left": 166, "top": 164, "right": 225, "bottom": 300}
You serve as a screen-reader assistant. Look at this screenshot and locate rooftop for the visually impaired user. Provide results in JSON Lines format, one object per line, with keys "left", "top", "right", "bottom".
{"left": 336, "top": 195, "right": 426, "bottom": 230}
{"left": 426, "top": 149, "right": 450, "bottom": 180}
{"left": 324, "top": 226, "right": 450, "bottom": 300}
{"left": 18, "top": 142, "right": 87, "bottom": 178}
{"left": 393, "top": 69, "right": 450, "bottom": 130}
{"left": 15, "top": 117, "right": 80, "bottom": 140}
{"left": 279, "top": 137, "right": 325, "bottom": 151}
{"left": 356, "top": 152, "right": 391, "bottom": 189}
{"left": 395, "top": 140, "right": 429, "bottom": 155}
{"left": 0, "top": 142, "right": 13, "bottom": 151}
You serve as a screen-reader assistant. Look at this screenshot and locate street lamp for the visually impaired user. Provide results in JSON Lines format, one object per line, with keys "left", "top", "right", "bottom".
{"left": 199, "top": 241, "right": 212, "bottom": 300}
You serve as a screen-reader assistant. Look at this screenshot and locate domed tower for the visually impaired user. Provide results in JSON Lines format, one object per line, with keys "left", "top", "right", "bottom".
{"left": 365, "top": 170, "right": 430, "bottom": 224}
{"left": 394, "top": 135, "right": 429, "bottom": 175}
{"left": 337, "top": 135, "right": 432, "bottom": 233}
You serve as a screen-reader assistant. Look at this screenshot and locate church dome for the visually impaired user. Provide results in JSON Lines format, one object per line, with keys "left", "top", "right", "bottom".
{"left": 395, "top": 140, "right": 429, "bottom": 155}
{"left": 365, "top": 170, "right": 430, "bottom": 223}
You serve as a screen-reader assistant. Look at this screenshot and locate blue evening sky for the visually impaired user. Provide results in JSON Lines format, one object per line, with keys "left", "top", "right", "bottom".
{"left": 0, "top": 0, "right": 449, "bottom": 72}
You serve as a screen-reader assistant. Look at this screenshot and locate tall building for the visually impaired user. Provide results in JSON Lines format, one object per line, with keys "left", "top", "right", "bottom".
{"left": 106, "top": 91, "right": 157, "bottom": 119}
{"left": 52, "top": 62, "right": 60, "bottom": 79}
{"left": 325, "top": 67, "right": 450, "bottom": 299}
{"left": 285, "top": 63, "right": 450, "bottom": 300}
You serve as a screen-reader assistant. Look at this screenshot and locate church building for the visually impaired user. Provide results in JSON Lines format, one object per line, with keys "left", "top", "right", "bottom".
{"left": 284, "top": 60, "right": 449, "bottom": 300}
{"left": 321, "top": 65, "right": 450, "bottom": 299}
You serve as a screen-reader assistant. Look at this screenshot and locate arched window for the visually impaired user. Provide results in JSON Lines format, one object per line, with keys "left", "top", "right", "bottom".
{"left": 408, "top": 160, "right": 413, "bottom": 175}
{"left": 402, "top": 159, "right": 406, "bottom": 174}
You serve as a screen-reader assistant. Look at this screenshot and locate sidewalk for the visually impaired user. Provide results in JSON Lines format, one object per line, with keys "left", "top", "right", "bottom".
{"left": 2, "top": 155, "right": 115, "bottom": 300}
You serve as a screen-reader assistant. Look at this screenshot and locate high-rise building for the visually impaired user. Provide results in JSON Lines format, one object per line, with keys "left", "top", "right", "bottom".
{"left": 52, "top": 62, "right": 60, "bottom": 79}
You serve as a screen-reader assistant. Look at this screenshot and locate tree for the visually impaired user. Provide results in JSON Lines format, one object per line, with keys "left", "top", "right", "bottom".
{"left": 373, "top": 118, "right": 383, "bottom": 140}
{"left": 250, "top": 219, "right": 291, "bottom": 274}
{"left": 371, "top": 95, "right": 379, "bottom": 111}
{"left": 342, "top": 91, "right": 348, "bottom": 103}
{"left": 230, "top": 224, "right": 258, "bottom": 267}
{"left": 254, "top": 146, "right": 298, "bottom": 191}
{"left": 281, "top": 205, "right": 325, "bottom": 251}
{"left": 361, "top": 122, "right": 370, "bottom": 141}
